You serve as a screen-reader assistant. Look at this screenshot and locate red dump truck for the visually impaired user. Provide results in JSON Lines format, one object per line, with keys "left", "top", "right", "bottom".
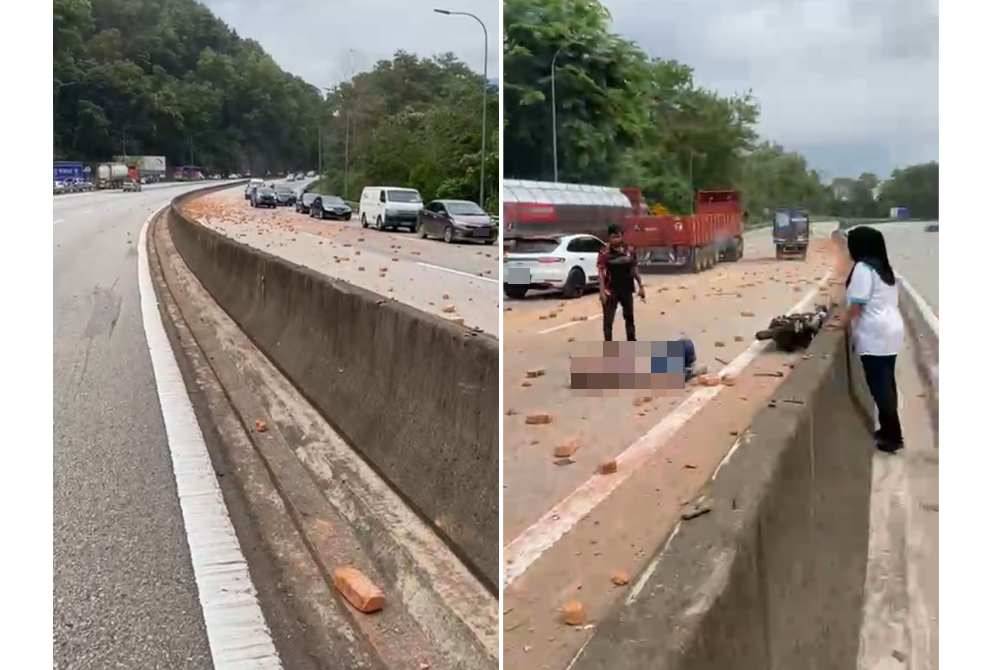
{"left": 502, "top": 179, "right": 745, "bottom": 273}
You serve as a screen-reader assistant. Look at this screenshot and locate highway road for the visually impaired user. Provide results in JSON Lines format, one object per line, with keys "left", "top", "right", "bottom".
{"left": 182, "top": 184, "right": 500, "bottom": 335}
{"left": 881, "top": 220, "right": 939, "bottom": 315}
{"left": 53, "top": 182, "right": 243, "bottom": 668}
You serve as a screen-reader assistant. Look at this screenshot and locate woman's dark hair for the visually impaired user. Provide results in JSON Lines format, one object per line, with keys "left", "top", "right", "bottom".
{"left": 608, "top": 224, "right": 623, "bottom": 236}
{"left": 846, "top": 226, "right": 895, "bottom": 286}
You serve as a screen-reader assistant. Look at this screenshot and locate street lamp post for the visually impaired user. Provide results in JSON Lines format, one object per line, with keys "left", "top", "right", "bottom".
{"left": 434, "top": 9, "right": 488, "bottom": 208}
{"left": 550, "top": 45, "right": 567, "bottom": 183}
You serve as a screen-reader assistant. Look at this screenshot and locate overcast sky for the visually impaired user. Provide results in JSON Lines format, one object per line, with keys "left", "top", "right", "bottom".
{"left": 602, "top": 0, "right": 938, "bottom": 179}
{"left": 201, "top": 0, "right": 499, "bottom": 88}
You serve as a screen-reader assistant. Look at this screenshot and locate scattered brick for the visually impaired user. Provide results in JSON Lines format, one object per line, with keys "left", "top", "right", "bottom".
{"left": 442, "top": 305, "right": 457, "bottom": 314}
{"left": 553, "top": 438, "right": 580, "bottom": 458}
{"left": 333, "top": 566, "right": 385, "bottom": 613}
{"left": 561, "top": 600, "right": 586, "bottom": 626}
{"left": 254, "top": 419, "right": 268, "bottom": 433}
{"left": 526, "top": 368, "right": 546, "bottom": 378}
{"left": 598, "top": 460, "right": 618, "bottom": 475}
{"left": 611, "top": 571, "right": 630, "bottom": 586}
{"left": 525, "top": 413, "right": 553, "bottom": 425}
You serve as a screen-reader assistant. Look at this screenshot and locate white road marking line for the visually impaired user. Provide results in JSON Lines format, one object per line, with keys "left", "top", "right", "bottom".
{"left": 417, "top": 261, "right": 498, "bottom": 283}
{"left": 538, "top": 313, "right": 601, "bottom": 335}
{"left": 137, "top": 209, "right": 283, "bottom": 669}
{"left": 897, "top": 274, "right": 939, "bottom": 337}
{"left": 503, "top": 271, "right": 833, "bottom": 588}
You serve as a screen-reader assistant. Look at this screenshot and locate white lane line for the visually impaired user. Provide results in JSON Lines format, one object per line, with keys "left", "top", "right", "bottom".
{"left": 897, "top": 274, "right": 939, "bottom": 337}
{"left": 417, "top": 261, "right": 498, "bottom": 283}
{"left": 503, "top": 271, "right": 833, "bottom": 588}
{"left": 137, "top": 209, "right": 283, "bottom": 668}
{"left": 538, "top": 313, "right": 601, "bottom": 335}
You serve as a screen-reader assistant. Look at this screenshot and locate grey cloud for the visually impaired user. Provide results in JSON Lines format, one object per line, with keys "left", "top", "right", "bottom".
{"left": 602, "top": 0, "right": 938, "bottom": 178}
{"left": 201, "top": 0, "right": 499, "bottom": 89}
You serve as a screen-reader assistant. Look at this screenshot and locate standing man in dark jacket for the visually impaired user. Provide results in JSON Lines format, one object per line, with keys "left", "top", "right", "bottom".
{"left": 598, "top": 224, "right": 645, "bottom": 341}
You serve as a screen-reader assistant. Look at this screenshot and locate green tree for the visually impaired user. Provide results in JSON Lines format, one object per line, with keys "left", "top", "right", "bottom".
{"left": 878, "top": 162, "right": 938, "bottom": 219}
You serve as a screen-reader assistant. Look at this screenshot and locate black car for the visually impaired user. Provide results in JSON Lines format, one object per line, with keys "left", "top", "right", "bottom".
{"left": 311, "top": 195, "right": 352, "bottom": 220}
{"left": 417, "top": 200, "right": 496, "bottom": 244}
{"left": 296, "top": 192, "right": 319, "bottom": 214}
{"left": 252, "top": 187, "right": 278, "bottom": 208}
{"left": 274, "top": 185, "right": 296, "bottom": 206}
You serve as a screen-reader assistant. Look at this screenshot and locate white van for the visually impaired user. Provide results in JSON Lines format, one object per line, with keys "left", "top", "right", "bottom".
{"left": 359, "top": 186, "right": 424, "bottom": 232}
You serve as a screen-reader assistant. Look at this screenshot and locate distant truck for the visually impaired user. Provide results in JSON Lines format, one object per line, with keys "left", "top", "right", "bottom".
{"left": 890, "top": 206, "right": 909, "bottom": 219}
{"left": 54, "top": 161, "right": 86, "bottom": 183}
{"left": 114, "top": 155, "right": 166, "bottom": 182}
{"left": 502, "top": 179, "right": 745, "bottom": 272}
{"left": 96, "top": 163, "right": 128, "bottom": 189}
{"left": 772, "top": 208, "right": 810, "bottom": 260}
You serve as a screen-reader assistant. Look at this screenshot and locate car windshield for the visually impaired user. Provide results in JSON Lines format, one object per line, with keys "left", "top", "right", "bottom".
{"left": 323, "top": 196, "right": 345, "bottom": 205}
{"left": 276, "top": 186, "right": 293, "bottom": 194}
{"left": 388, "top": 189, "right": 421, "bottom": 203}
{"left": 445, "top": 201, "right": 485, "bottom": 216}
{"left": 260, "top": 188, "right": 275, "bottom": 195}
{"left": 510, "top": 238, "right": 560, "bottom": 254}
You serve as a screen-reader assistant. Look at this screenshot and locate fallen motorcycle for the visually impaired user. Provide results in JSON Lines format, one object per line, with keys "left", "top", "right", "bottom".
{"left": 755, "top": 305, "right": 830, "bottom": 352}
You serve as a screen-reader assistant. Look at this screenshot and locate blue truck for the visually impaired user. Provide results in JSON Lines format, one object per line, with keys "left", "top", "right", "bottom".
{"left": 54, "top": 161, "right": 86, "bottom": 182}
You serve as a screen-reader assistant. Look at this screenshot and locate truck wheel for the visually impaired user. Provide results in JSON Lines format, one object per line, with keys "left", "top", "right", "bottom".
{"left": 361, "top": 214, "right": 369, "bottom": 228}
{"left": 775, "top": 246, "right": 783, "bottom": 260}
{"left": 563, "top": 268, "right": 586, "bottom": 299}
{"left": 735, "top": 237, "right": 744, "bottom": 260}
{"left": 376, "top": 215, "right": 383, "bottom": 231}
{"left": 504, "top": 284, "right": 529, "bottom": 299}
{"left": 685, "top": 248, "right": 698, "bottom": 272}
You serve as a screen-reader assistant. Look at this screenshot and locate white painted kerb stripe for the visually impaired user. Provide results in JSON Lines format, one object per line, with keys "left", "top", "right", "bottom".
{"left": 897, "top": 274, "right": 939, "bottom": 337}
{"left": 137, "top": 209, "right": 283, "bottom": 668}
{"left": 417, "top": 261, "right": 499, "bottom": 283}
{"left": 503, "top": 271, "right": 833, "bottom": 588}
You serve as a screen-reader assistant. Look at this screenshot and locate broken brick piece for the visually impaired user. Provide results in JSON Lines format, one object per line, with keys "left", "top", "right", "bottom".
{"left": 598, "top": 459, "right": 618, "bottom": 475}
{"left": 526, "top": 368, "right": 546, "bottom": 379}
{"left": 698, "top": 374, "right": 721, "bottom": 387}
{"left": 553, "top": 438, "right": 580, "bottom": 458}
{"left": 442, "top": 305, "right": 457, "bottom": 314}
{"left": 525, "top": 413, "right": 553, "bottom": 425}
{"left": 254, "top": 419, "right": 268, "bottom": 433}
{"left": 333, "top": 566, "right": 385, "bottom": 613}
{"left": 611, "top": 571, "right": 630, "bottom": 586}
{"left": 561, "top": 600, "right": 586, "bottom": 626}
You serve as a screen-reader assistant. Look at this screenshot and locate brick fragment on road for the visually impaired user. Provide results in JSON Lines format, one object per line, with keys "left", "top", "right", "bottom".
{"left": 697, "top": 374, "right": 721, "bottom": 387}
{"left": 598, "top": 459, "right": 618, "bottom": 475}
{"left": 611, "top": 571, "right": 630, "bottom": 586}
{"left": 553, "top": 438, "right": 580, "bottom": 458}
{"left": 526, "top": 368, "right": 546, "bottom": 378}
{"left": 740, "top": 310, "right": 755, "bottom": 317}
{"left": 525, "top": 413, "right": 553, "bottom": 425}
{"left": 561, "top": 600, "right": 586, "bottom": 625}
{"left": 681, "top": 496, "right": 713, "bottom": 521}
{"left": 254, "top": 419, "right": 268, "bottom": 433}
{"left": 442, "top": 305, "right": 457, "bottom": 314}
{"left": 333, "top": 566, "right": 385, "bottom": 613}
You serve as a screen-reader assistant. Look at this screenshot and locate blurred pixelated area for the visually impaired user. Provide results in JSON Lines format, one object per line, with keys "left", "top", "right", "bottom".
{"left": 569, "top": 339, "right": 696, "bottom": 394}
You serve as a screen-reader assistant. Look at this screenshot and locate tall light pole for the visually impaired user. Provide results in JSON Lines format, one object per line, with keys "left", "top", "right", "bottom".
{"left": 434, "top": 9, "right": 488, "bottom": 208}
{"left": 343, "top": 49, "right": 356, "bottom": 199}
{"left": 550, "top": 45, "right": 567, "bottom": 182}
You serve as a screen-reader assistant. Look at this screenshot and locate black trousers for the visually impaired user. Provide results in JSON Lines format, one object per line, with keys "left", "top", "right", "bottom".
{"left": 603, "top": 290, "right": 636, "bottom": 341}
{"left": 860, "top": 354, "right": 903, "bottom": 446}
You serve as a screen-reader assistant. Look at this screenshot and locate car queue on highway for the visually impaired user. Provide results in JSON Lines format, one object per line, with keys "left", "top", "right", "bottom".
{"left": 244, "top": 175, "right": 500, "bottom": 245}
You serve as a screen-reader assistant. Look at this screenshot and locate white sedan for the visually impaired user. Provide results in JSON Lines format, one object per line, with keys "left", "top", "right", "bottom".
{"left": 503, "top": 233, "right": 604, "bottom": 299}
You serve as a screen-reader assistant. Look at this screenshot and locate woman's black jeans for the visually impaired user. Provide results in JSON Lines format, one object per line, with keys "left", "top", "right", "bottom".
{"left": 860, "top": 354, "right": 903, "bottom": 446}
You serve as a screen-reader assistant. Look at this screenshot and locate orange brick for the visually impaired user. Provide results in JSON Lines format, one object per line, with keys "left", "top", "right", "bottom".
{"left": 525, "top": 413, "right": 553, "bottom": 425}
{"left": 562, "top": 600, "right": 586, "bottom": 625}
{"left": 553, "top": 438, "right": 580, "bottom": 458}
{"left": 254, "top": 419, "right": 268, "bottom": 433}
{"left": 598, "top": 459, "right": 618, "bottom": 475}
{"left": 333, "top": 566, "right": 385, "bottom": 613}
{"left": 611, "top": 571, "right": 630, "bottom": 586}
{"left": 526, "top": 368, "right": 546, "bottom": 379}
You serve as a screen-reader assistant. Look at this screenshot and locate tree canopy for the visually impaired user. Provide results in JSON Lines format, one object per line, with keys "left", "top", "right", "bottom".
{"left": 503, "top": 0, "right": 937, "bottom": 219}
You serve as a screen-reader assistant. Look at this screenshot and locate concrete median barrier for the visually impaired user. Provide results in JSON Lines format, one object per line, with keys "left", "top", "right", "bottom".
{"left": 572, "top": 326, "right": 875, "bottom": 669}
{"left": 166, "top": 186, "right": 499, "bottom": 591}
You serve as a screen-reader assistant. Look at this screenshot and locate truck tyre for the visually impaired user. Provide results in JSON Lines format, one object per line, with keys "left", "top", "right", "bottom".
{"left": 361, "top": 214, "right": 369, "bottom": 228}
{"left": 505, "top": 284, "right": 529, "bottom": 299}
{"left": 775, "top": 245, "right": 783, "bottom": 260}
{"left": 563, "top": 267, "right": 586, "bottom": 299}
{"left": 376, "top": 215, "right": 384, "bottom": 231}
{"left": 735, "top": 237, "right": 744, "bottom": 260}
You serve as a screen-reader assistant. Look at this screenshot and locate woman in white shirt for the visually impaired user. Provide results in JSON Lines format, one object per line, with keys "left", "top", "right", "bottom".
{"left": 845, "top": 226, "right": 905, "bottom": 453}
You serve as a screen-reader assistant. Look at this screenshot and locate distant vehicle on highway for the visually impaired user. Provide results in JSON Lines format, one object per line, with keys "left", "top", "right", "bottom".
{"left": 306, "top": 170, "right": 316, "bottom": 178}
{"left": 296, "top": 191, "right": 320, "bottom": 213}
{"left": 295, "top": 172, "right": 305, "bottom": 180}
{"left": 310, "top": 195, "right": 353, "bottom": 220}
{"left": 503, "top": 233, "right": 604, "bottom": 299}
{"left": 122, "top": 180, "right": 142, "bottom": 192}
{"left": 286, "top": 174, "right": 296, "bottom": 182}
{"left": 418, "top": 199, "right": 497, "bottom": 244}
{"left": 274, "top": 184, "right": 296, "bottom": 206}
{"left": 359, "top": 186, "right": 423, "bottom": 232}
{"left": 772, "top": 208, "right": 810, "bottom": 260}
{"left": 245, "top": 179, "right": 263, "bottom": 200}
{"left": 925, "top": 223, "right": 939, "bottom": 232}
{"left": 252, "top": 186, "right": 278, "bottom": 208}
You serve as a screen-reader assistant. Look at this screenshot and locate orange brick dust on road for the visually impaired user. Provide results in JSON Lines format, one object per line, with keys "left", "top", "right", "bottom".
{"left": 501, "top": 229, "right": 849, "bottom": 669}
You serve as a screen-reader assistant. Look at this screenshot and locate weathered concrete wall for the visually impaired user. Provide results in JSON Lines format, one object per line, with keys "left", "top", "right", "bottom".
{"left": 167, "top": 188, "right": 499, "bottom": 591}
{"left": 573, "top": 326, "right": 874, "bottom": 669}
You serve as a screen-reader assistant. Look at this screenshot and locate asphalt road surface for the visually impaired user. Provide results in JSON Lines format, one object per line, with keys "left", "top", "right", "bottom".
{"left": 880, "top": 220, "right": 939, "bottom": 315}
{"left": 53, "top": 182, "right": 242, "bottom": 668}
{"left": 183, "top": 184, "right": 500, "bottom": 335}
